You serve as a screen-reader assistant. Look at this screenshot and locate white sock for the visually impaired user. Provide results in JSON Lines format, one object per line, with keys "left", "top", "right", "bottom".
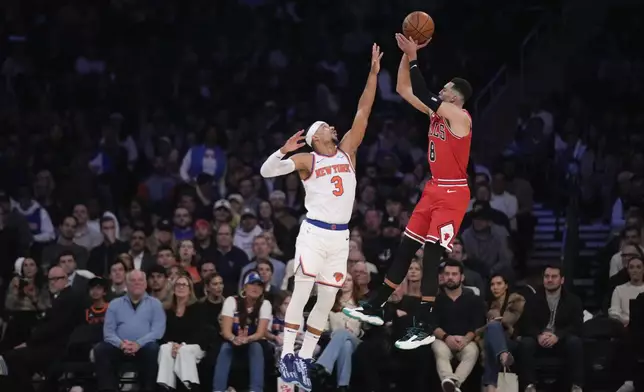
{"left": 280, "top": 327, "right": 299, "bottom": 358}
{"left": 298, "top": 331, "right": 320, "bottom": 359}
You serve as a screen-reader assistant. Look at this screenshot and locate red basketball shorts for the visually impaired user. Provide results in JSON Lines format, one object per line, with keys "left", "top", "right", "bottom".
{"left": 405, "top": 179, "right": 470, "bottom": 251}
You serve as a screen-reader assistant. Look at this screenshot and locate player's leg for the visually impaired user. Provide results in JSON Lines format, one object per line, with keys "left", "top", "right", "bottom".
{"left": 279, "top": 241, "right": 319, "bottom": 386}
{"left": 343, "top": 191, "right": 432, "bottom": 325}
{"left": 396, "top": 208, "right": 463, "bottom": 350}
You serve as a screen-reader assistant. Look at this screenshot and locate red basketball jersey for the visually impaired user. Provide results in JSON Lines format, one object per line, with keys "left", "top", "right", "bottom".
{"left": 427, "top": 110, "right": 472, "bottom": 180}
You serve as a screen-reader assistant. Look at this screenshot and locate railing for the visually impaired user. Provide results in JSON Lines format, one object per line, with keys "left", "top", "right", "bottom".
{"left": 561, "top": 166, "right": 580, "bottom": 290}
{"left": 472, "top": 65, "right": 508, "bottom": 122}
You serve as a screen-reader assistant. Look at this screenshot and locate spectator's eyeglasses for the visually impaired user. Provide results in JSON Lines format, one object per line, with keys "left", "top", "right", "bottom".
{"left": 622, "top": 253, "right": 640, "bottom": 259}
{"left": 48, "top": 276, "right": 66, "bottom": 282}
{"left": 174, "top": 282, "right": 190, "bottom": 288}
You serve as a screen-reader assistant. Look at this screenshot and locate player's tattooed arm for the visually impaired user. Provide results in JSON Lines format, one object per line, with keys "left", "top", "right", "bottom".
{"left": 340, "top": 43, "right": 383, "bottom": 157}
{"left": 396, "top": 54, "right": 433, "bottom": 115}
{"left": 260, "top": 130, "right": 312, "bottom": 179}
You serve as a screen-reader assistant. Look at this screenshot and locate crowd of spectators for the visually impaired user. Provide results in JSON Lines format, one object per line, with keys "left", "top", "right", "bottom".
{"left": 0, "top": 0, "right": 643, "bottom": 392}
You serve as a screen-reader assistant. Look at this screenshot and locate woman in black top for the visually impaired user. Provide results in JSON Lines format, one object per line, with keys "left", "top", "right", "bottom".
{"left": 157, "top": 275, "right": 206, "bottom": 389}
{"left": 200, "top": 273, "right": 225, "bottom": 331}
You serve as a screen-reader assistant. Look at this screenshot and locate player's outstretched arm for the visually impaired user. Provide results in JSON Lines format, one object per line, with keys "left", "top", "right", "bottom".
{"left": 340, "top": 44, "right": 383, "bottom": 156}
{"left": 396, "top": 54, "right": 432, "bottom": 116}
{"left": 260, "top": 130, "right": 312, "bottom": 178}
{"left": 395, "top": 34, "right": 471, "bottom": 137}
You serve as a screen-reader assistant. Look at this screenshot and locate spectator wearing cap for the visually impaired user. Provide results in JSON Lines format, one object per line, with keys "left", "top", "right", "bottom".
{"left": 179, "top": 125, "right": 227, "bottom": 197}
{"left": 147, "top": 264, "right": 172, "bottom": 306}
{"left": 234, "top": 207, "right": 263, "bottom": 259}
{"left": 41, "top": 215, "right": 89, "bottom": 270}
{"left": 0, "top": 265, "right": 83, "bottom": 391}
{"left": 128, "top": 229, "right": 156, "bottom": 272}
{"left": 460, "top": 203, "right": 513, "bottom": 279}
{"left": 269, "top": 190, "right": 298, "bottom": 231}
{"left": 87, "top": 216, "right": 129, "bottom": 277}
{"left": 157, "top": 274, "right": 207, "bottom": 389}
{"left": 194, "top": 218, "right": 218, "bottom": 262}
{"left": 0, "top": 190, "right": 33, "bottom": 258}
{"left": 214, "top": 271, "right": 271, "bottom": 392}
{"left": 95, "top": 270, "right": 166, "bottom": 392}
{"left": 172, "top": 207, "right": 194, "bottom": 241}
{"left": 213, "top": 199, "right": 234, "bottom": 230}
{"left": 213, "top": 223, "right": 249, "bottom": 297}
{"left": 147, "top": 219, "right": 177, "bottom": 255}
{"left": 238, "top": 234, "right": 286, "bottom": 291}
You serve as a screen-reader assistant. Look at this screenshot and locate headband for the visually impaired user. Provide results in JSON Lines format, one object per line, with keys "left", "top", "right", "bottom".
{"left": 305, "top": 121, "right": 327, "bottom": 147}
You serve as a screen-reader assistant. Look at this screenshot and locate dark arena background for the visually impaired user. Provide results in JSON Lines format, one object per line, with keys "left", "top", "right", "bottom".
{"left": 0, "top": 0, "right": 643, "bottom": 391}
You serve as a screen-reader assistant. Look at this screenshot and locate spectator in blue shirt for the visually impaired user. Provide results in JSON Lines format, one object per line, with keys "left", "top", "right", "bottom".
{"left": 93, "top": 270, "right": 166, "bottom": 392}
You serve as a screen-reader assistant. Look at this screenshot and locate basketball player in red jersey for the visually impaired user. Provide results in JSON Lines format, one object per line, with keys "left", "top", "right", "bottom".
{"left": 344, "top": 34, "right": 473, "bottom": 349}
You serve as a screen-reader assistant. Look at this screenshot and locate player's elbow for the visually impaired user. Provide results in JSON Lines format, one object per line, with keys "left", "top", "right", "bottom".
{"left": 259, "top": 164, "right": 272, "bottom": 178}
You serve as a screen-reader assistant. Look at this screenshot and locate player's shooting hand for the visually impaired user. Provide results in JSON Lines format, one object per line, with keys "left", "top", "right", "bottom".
{"left": 280, "top": 130, "right": 306, "bottom": 154}
{"left": 395, "top": 33, "right": 418, "bottom": 58}
{"left": 370, "top": 43, "right": 384, "bottom": 74}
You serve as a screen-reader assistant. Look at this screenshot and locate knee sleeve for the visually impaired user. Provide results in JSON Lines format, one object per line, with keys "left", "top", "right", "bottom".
{"left": 307, "top": 284, "right": 338, "bottom": 330}
{"left": 284, "top": 279, "right": 315, "bottom": 326}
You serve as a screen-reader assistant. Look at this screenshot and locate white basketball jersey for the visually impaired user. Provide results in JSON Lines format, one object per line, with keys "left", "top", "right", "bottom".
{"left": 302, "top": 149, "right": 357, "bottom": 225}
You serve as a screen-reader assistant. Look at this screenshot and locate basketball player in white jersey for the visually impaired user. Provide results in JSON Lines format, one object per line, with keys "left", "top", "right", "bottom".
{"left": 259, "top": 44, "right": 382, "bottom": 390}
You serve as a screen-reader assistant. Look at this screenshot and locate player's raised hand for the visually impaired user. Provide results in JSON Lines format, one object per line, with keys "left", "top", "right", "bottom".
{"left": 370, "top": 43, "right": 384, "bottom": 74}
{"left": 417, "top": 37, "right": 432, "bottom": 49}
{"left": 280, "top": 130, "right": 306, "bottom": 154}
{"left": 395, "top": 33, "right": 417, "bottom": 56}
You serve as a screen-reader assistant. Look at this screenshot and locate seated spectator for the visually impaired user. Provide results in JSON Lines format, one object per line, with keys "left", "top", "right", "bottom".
{"left": 87, "top": 216, "right": 129, "bottom": 277}
{"left": 106, "top": 260, "right": 127, "bottom": 300}
{"left": 609, "top": 256, "right": 644, "bottom": 327}
{"left": 478, "top": 273, "right": 525, "bottom": 392}
{"left": 200, "top": 274, "right": 225, "bottom": 329}
{"left": 461, "top": 203, "right": 513, "bottom": 277}
{"left": 312, "top": 273, "right": 363, "bottom": 390}
{"left": 464, "top": 188, "right": 511, "bottom": 232}
{"left": 157, "top": 275, "right": 206, "bottom": 389}
{"left": 517, "top": 265, "right": 583, "bottom": 392}
{"left": 490, "top": 171, "right": 519, "bottom": 231}
{"left": 609, "top": 227, "right": 643, "bottom": 277}
{"left": 41, "top": 216, "right": 89, "bottom": 269}
{"left": 0, "top": 265, "right": 83, "bottom": 391}
{"left": 233, "top": 208, "right": 264, "bottom": 259}
{"left": 94, "top": 270, "right": 166, "bottom": 392}
{"left": 213, "top": 223, "right": 249, "bottom": 296}
{"left": 266, "top": 291, "right": 291, "bottom": 356}
{"left": 193, "top": 261, "right": 217, "bottom": 299}
{"left": 350, "top": 261, "right": 372, "bottom": 298}
{"left": 4, "top": 257, "right": 50, "bottom": 311}
{"left": 257, "top": 259, "right": 280, "bottom": 302}
{"left": 214, "top": 271, "right": 271, "bottom": 392}
{"left": 448, "top": 239, "right": 486, "bottom": 295}
{"left": 239, "top": 234, "right": 286, "bottom": 290}
{"left": 177, "top": 239, "right": 201, "bottom": 282}
{"left": 147, "top": 264, "right": 172, "bottom": 306}
{"left": 431, "top": 260, "right": 486, "bottom": 391}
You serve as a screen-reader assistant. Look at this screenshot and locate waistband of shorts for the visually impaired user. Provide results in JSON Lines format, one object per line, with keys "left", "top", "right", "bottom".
{"left": 430, "top": 178, "right": 468, "bottom": 186}
{"left": 306, "top": 218, "right": 349, "bottom": 231}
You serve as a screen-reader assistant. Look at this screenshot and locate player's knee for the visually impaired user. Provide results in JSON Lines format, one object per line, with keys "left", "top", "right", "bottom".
{"left": 314, "top": 284, "right": 337, "bottom": 309}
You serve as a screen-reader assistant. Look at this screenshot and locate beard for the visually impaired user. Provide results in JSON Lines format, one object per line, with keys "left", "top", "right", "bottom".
{"left": 444, "top": 280, "right": 461, "bottom": 290}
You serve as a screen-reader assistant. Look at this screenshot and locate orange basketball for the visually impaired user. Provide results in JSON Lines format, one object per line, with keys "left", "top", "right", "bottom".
{"left": 402, "top": 11, "right": 435, "bottom": 44}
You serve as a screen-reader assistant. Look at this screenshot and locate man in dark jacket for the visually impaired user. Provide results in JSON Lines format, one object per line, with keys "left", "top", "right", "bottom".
{"left": 87, "top": 216, "right": 129, "bottom": 277}
{"left": 0, "top": 266, "right": 83, "bottom": 391}
{"left": 517, "top": 264, "right": 584, "bottom": 392}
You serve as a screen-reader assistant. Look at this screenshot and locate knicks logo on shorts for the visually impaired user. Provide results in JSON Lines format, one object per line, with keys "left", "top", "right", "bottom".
{"left": 333, "top": 272, "right": 344, "bottom": 282}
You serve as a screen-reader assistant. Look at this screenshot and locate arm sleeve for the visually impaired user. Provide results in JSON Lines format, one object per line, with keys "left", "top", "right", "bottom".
{"left": 409, "top": 63, "right": 440, "bottom": 110}
{"left": 179, "top": 149, "right": 192, "bottom": 183}
{"left": 260, "top": 150, "right": 297, "bottom": 178}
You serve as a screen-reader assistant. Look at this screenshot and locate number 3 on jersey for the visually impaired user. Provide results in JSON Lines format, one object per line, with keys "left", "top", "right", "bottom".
{"left": 429, "top": 141, "right": 436, "bottom": 162}
{"left": 331, "top": 176, "right": 344, "bottom": 196}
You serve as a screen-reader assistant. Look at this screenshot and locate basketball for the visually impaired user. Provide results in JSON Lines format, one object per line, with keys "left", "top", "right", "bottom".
{"left": 402, "top": 11, "right": 435, "bottom": 44}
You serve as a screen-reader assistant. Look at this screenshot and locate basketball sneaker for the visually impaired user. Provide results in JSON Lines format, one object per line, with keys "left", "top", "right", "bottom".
{"left": 395, "top": 323, "right": 436, "bottom": 350}
{"left": 342, "top": 303, "right": 385, "bottom": 326}
{"left": 293, "top": 355, "right": 314, "bottom": 391}
{"left": 278, "top": 353, "right": 298, "bottom": 384}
